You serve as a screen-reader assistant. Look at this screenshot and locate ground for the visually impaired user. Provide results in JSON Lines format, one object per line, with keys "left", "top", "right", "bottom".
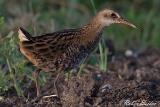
{"left": 0, "top": 48, "right": 160, "bottom": 107}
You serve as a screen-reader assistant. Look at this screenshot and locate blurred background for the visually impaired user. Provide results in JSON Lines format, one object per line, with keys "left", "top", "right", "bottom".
{"left": 0, "top": 0, "right": 160, "bottom": 96}
{"left": 1, "top": 0, "right": 160, "bottom": 49}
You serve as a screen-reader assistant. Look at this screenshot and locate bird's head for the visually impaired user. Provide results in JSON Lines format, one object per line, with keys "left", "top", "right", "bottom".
{"left": 96, "top": 8, "right": 138, "bottom": 29}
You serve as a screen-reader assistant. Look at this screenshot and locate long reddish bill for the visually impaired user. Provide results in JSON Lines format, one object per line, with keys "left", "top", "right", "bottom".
{"left": 118, "top": 18, "right": 138, "bottom": 29}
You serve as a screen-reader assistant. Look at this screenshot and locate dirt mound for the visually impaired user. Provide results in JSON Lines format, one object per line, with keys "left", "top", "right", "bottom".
{"left": 0, "top": 48, "right": 160, "bottom": 106}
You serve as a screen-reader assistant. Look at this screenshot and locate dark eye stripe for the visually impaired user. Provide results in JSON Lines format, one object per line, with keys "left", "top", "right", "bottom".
{"left": 103, "top": 14, "right": 108, "bottom": 18}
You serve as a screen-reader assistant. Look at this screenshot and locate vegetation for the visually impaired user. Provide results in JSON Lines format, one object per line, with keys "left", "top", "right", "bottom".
{"left": 0, "top": 0, "right": 160, "bottom": 97}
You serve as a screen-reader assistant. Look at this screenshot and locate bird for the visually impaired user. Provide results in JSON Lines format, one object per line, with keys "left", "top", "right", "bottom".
{"left": 18, "top": 8, "right": 138, "bottom": 97}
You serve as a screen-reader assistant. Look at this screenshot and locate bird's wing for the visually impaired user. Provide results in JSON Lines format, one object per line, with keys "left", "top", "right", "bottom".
{"left": 19, "top": 29, "right": 80, "bottom": 61}
{"left": 34, "top": 33, "right": 78, "bottom": 59}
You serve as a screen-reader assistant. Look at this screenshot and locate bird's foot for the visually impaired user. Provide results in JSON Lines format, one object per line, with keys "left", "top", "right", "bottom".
{"left": 42, "top": 94, "right": 58, "bottom": 99}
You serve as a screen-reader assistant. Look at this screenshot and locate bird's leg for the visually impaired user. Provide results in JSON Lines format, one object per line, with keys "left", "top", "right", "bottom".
{"left": 54, "top": 72, "right": 61, "bottom": 97}
{"left": 42, "top": 72, "right": 61, "bottom": 99}
{"left": 34, "top": 69, "right": 41, "bottom": 97}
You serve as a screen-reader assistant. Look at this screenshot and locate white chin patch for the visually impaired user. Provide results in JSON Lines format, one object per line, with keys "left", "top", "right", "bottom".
{"left": 18, "top": 29, "right": 29, "bottom": 41}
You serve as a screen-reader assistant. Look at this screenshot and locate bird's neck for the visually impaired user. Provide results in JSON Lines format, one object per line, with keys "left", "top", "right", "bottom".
{"left": 78, "top": 18, "right": 105, "bottom": 46}
{"left": 84, "top": 18, "right": 105, "bottom": 34}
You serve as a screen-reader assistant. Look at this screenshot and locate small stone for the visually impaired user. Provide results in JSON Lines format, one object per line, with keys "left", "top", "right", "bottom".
{"left": 125, "top": 50, "right": 133, "bottom": 57}
{"left": 97, "top": 73, "right": 102, "bottom": 78}
{"left": 102, "top": 84, "right": 112, "bottom": 89}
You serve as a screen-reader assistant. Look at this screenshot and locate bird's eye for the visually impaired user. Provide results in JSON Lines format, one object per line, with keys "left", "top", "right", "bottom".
{"left": 111, "top": 13, "right": 117, "bottom": 18}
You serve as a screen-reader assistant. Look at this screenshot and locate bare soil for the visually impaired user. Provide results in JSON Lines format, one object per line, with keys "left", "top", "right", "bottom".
{"left": 0, "top": 48, "right": 160, "bottom": 107}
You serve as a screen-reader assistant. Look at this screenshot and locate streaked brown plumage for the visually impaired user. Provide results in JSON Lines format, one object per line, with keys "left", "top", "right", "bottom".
{"left": 18, "top": 8, "right": 138, "bottom": 97}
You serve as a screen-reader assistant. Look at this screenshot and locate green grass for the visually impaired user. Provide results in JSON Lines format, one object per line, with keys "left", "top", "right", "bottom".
{"left": 1, "top": 31, "right": 24, "bottom": 97}
{"left": 0, "top": 0, "right": 160, "bottom": 97}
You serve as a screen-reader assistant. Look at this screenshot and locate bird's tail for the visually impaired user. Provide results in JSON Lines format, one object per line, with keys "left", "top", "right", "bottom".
{"left": 18, "top": 27, "right": 33, "bottom": 41}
